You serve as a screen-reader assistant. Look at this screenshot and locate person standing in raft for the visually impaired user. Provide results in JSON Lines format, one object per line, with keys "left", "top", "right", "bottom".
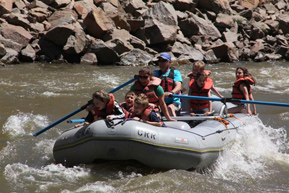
{"left": 131, "top": 93, "right": 164, "bottom": 127}
{"left": 120, "top": 91, "right": 136, "bottom": 118}
{"left": 153, "top": 52, "right": 183, "bottom": 117}
{"left": 182, "top": 61, "right": 223, "bottom": 98}
{"left": 228, "top": 67, "right": 257, "bottom": 115}
{"left": 79, "top": 90, "right": 126, "bottom": 126}
{"left": 187, "top": 72, "right": 213, "bottom": 116}
{"left": 130, "top": 66, "right": 175, "bottom": 121}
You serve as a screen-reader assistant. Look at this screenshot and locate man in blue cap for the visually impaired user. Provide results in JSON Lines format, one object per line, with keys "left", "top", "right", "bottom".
{"left": 153, "top": 52, "right": 182, "bottom": 117}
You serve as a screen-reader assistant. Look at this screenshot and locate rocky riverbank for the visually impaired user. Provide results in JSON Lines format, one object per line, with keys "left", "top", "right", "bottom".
{"left": 0, "top": 0, "right": 289, "bottom": 65}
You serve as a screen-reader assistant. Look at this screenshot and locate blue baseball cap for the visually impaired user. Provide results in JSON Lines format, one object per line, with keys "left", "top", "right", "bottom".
{"left": 158, "top": 52, "right": 171, "bottom": 61}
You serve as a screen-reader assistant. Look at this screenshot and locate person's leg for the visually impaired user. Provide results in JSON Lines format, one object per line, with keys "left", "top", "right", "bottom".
{"left": 168, "top": 103, "right": 176, "bottom": 117}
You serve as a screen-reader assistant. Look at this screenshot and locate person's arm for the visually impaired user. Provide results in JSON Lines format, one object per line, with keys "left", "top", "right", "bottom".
{"left": 171, "top": 70, "right": 182, "bottom": 94}
{"left": 250, "top": 94, "right": 257, "bottom": 115}
{"left": 211, "top": 85, "right": 223, "bottom": 98}
{"left": 182, "top": 80, "right": 189, "bottom": 93}
{"left": 159, "top": 94, "right": 175, "bottom": 121}
{"left": 188, "top": 88, "right": 195, "bottom": 116}
{"left": 240, "top": 83, "right": 252, "bottom": 115}
{"left": 172, "top": 81, "right": 182, "bottom": 94}
{"left": 205, "top": 90, "right": 212, "bottom": 115}
{"left": 106, "top": 101, "right": 126, "bottom": 120}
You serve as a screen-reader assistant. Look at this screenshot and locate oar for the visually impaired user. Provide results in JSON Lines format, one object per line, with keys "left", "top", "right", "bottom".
{"left": 172, "top": 95, "right": 289, "bottom": 107}
{"left": 33, "top": 77, "right": 135, "bottom": 136}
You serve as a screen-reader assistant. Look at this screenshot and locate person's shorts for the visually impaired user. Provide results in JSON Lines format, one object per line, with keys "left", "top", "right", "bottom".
{"left": 171, "top": 102, "right": 181, "bottom": 111}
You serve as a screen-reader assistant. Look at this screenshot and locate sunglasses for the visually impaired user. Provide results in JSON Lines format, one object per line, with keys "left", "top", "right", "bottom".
{"left": 158, "top": 59, "right": 168, "bottom": 63}
{"left": 138, "top": 75, "right": 149, "bottom": 79}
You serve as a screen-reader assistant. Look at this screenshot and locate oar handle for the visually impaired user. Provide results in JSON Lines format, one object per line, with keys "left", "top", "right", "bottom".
{"left": 67, "top": 119, "right": 85, "bottom": 123}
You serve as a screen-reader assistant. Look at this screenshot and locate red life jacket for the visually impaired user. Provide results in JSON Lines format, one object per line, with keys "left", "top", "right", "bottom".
{"left": 187, "top": 70, "right": 211, "bottom": 80}
{"left": 93, "top": 93, "right": 115, "bottom": 120}
{"left": 130, "top": 106, "right": 153, "bottom": 121}
{"left": 231, "top": 77, "right": 255, "bottom": 99}
{"left": 159, "top": 68, "right": 175, "bottom": 92}
{"left": 133, "top": 77, "right": 161, "bottom": 106}
{"left": 189, "top": 77, "right": 213, "bottom": 109}
{"left": 120, "top": 102, "right": 133, "bottom": 118}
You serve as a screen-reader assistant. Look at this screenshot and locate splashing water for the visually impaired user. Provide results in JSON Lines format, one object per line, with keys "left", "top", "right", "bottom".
{"left": 4, "top": 163, "right": 91, "bottom": 192}
{"left": 2, "top": 112, "right": 49, "bottom": 137}
{"left": 212, "top": 116, "right": 289, "bottom": 182}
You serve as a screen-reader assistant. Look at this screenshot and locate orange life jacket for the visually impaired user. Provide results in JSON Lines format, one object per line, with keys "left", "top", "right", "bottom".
{"left": 187, "top": 70, "right": 211, "bottom": 80}
{"left": 130, "top": 105, "right": 153, "bottom": 121}
{"left": 133, "top": 77, "right": 161, "bottom": 106}
{"left": 231, "top": 77, "right": 255, "bottom": 99}
{"left": 189, "top": 77, "right": 213, "bottom": 109}
{"left": 93, "top": 93, "right": 115, "bottom": 120}
{"left": 120, "top": 102, "right": 133, "bottom": 118}
{"left": 159, "top": 68, "right": 174, "bottom": 92}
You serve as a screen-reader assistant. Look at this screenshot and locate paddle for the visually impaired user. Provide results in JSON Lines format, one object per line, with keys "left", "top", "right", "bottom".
{"left": 172, "top": 95, "right": 289, "bottom": 107}
{"left": 33, "top": 77, "right": 135, "bottom": 136}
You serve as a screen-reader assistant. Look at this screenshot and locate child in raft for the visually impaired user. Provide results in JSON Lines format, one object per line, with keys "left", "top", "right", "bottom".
{"left": 228, "top": 67, "right": 257, "bottom": 115}
{"left": 120, "top": 91, "right": 136, "bottom": 118}
{"left": 182, "top": 61, "right": 223, "bottom": 98}
{"left": 77, "top": 90, "right": 126, "bottom": 127}
{"left": 187, "top": 72, "right": 213, "bottom": 116}
{"left": 131, "top": 93, "right": 164, "bottom": 127}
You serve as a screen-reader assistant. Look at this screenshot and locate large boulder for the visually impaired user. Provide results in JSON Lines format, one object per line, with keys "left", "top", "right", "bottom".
{"left": 136, "top": 1, "right": 178, "bottom": 45}
{"left": 87, "top": 39, "right": 119, "bottom": 64}
{"left": 83, "top": 8, "right": 115, "bottom": 39}
{"left": 47, "top": 10, "right": 78, "bottom": 29}
{"left": 0, "top": 23, "right": 33, "bottom": 50}
{"left": 0, "top": 34, "right": 23, "bottom": 52}
{"left": 19, "top": 44, "right": 36, "bottom": 62}
{"left": 276, "top": 14, "right": 289, "bottom": 35}
{"left": 74, "top": 0, "right": 96, "bottom": 19}
{"left": 0, "top": 43, "right": 6, "bottom": 58}
{"left": 100, "top": 2, "right": 131, "bottom": 31}
{"left": 2, "top": 13, "right": 32, "bottom": 31}
{"left": 171, "top": 41, "right": 204, "bottom": 61}
{"left": 44, "top": 24, "right": 77, "bottom": 46}
{"left": 210, "top": 42, "right": 239, "bottom": 62}
{"left": 29, "top": 7, "right": 52, "bottom": 23}
{"left": 0, "top": 48, "right": 19, "bottom": 64}
{"left": 123, "top": 0, "right": 147, "bottom": 17}
{"left": 197, "top": 0, "right": 232, "bottom": 14}
{"left": 179, "top": 13, "right": 221, "bottom": 40}
{"left": 0, "top": 0, "right": 12, "bottom": 16}
{"left": 119, "top": 48, "right": 153, "bottom": 66}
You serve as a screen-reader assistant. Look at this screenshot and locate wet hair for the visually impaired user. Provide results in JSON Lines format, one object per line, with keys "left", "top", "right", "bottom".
{"left": 134, "top": 93, "right": 149, "bottom": 107}
{"left": 92, "top": 90, "right": 111, "bottom": 104}
{"left": 139, "top": 66, "right": 154, "bottom": 79}
{"left": 236, "top": 67, "right": 256, "bottom": 84}
{"left": 125, "top": 91, "right": 136, "bottom": 98}
{"left": 193, "top": 61, "right": 205, "bottom": 71}
{"left": 195, "top": 71, "right": 208, "bottom": 81}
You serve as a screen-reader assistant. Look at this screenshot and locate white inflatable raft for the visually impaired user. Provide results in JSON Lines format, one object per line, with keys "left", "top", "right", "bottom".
{"left": 53, "top": 101, "right": 254, "bottom": 170}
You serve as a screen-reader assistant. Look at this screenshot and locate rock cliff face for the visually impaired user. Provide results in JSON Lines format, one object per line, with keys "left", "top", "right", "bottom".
{"left": 0, "top": 0, "right": 289, "bottom": 65}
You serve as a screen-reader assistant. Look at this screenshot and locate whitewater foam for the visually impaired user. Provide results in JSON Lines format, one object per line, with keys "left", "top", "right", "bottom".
{"left": 212, "top": 116, "right": 289, "bottom": 182}
{"left": 2, "top": 112, "right": 49, "bottom": 137}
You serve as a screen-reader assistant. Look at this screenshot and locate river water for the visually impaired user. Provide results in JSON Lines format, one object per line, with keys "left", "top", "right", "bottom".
{"left": 1, "top": 62, "right": 288, "bottom": 192}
